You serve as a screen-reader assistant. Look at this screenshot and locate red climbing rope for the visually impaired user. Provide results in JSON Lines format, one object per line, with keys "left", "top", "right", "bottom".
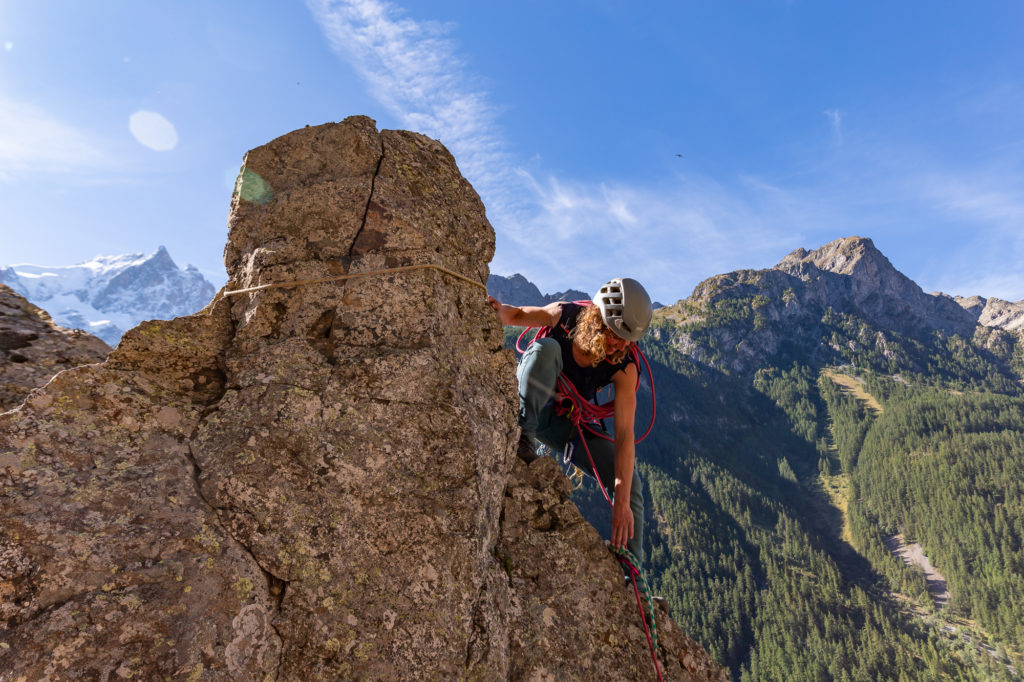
{"left": 628, "top": 562, "right": 663, "bottom": 682}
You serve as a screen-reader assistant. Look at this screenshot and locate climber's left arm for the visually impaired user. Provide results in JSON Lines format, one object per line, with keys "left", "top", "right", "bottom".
{"left": 609, "top": 362, "right": 638, "bottom": 550}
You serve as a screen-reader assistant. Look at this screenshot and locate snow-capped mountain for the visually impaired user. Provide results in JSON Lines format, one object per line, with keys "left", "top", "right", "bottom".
{"left": 0, "top": 246, "right": 217, "bottom": 345}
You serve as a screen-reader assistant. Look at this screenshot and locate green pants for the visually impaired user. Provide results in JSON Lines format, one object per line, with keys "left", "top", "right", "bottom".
{"left": 517, "top": 338, "right": 645, "bottom": 565}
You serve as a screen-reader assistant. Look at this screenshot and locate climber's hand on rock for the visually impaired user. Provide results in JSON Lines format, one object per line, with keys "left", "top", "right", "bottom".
{"left": 611, "top": 499, "right": 634, "bottom": 549}
{"left": 488, "top": 296, "right": 519, "bottom": 326}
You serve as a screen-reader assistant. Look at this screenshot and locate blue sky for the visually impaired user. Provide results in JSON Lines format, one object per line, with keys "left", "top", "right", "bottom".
{"left": 2, "top": 1, "right": 1023, "bottom": 305}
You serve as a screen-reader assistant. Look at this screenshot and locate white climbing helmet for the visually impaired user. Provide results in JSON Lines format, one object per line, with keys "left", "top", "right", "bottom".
{"left": 592, "top": 278, "right": 652, "bottom": 342}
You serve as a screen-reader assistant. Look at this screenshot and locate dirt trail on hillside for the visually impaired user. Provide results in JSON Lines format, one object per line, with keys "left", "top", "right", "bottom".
{"left": 824, "top": 370, "right": 883, "bottom": 414}
{"left": 884, "top": 534, "right": 950, "bottom": 607}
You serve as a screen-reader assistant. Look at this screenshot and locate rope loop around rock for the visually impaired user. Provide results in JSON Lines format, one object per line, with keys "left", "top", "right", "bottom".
{"left": 220, "top": 263, "right": 488, "bottom": 298}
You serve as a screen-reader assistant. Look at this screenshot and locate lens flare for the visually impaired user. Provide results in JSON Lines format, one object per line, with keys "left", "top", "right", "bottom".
{"left": 233, "top": 168, "right": 273, "bottom": 205}
{"left": 129, "top": 110, "right": 178, "bottom": 151}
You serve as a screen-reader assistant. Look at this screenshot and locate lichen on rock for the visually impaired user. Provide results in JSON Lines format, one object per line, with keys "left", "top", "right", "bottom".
{"left": 0, "top": 116, "right": 726, "bottom": 680}
{"left": 0, "top": 285, "right": 111, "bottom": 413}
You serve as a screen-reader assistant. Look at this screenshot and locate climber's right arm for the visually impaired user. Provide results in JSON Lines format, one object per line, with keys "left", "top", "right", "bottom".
{"left": 488, "top": 297, "right": 561, "bottom": 328}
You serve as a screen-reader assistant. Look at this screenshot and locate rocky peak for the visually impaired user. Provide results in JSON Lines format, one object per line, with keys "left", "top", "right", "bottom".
{"left": 775, "top": 236, "right": 976, "bottom": 338}
{"left": 662, "top": 237, "right": 989, "bottom": 375}
{"left": 91, "top": 246, "right": 214, "bottom": 320}
{"left": 487, "top": 273, "right": 590, "bottom": 307}
{"left": 1, "top": 246, "right": 216, "bottom": 345}
{"left": 775, "top": 236, "right": 905, "bottom": 308}
{"left": 152, "top": 244, "right": 174, "bottom": 264}
{"left": 777, "top": 236, "right": 899, "bottom": 282}
{"left": 955, "top": 295, "right": 988, "bottom": 317}
{"left": 0, "top": 117, "right": 724, "bottom": 680}
{"left": 487, "top": 273, "right": 545, "bottom": 306}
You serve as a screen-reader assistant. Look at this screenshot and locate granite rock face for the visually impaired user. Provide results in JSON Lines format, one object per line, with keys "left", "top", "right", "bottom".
{"left": 0, "top": 117, "right": 725, "bottom": 680}
{"left": 500, "top": 458, "right": 729, "bottom": 681}
{"left": 0, "top": 284, "right": 111, "bottom": 412}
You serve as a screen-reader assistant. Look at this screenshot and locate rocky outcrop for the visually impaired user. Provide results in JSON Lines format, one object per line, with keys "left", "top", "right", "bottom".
{"left": 955, "top": 295, "right": 1024, "bottom": 333}
{"left": 0, "top": 117, "right": 724, "bottom": 680}
{"left": 500, "top": 458, "right": 728, "bottom": 681}
{"left": 0, "top": 284, "right": 110, "bottom": 412}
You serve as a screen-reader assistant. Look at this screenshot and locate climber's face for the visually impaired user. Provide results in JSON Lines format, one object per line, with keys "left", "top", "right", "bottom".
{"left": 603, "top": 326, "right": 630, "bottom": 355}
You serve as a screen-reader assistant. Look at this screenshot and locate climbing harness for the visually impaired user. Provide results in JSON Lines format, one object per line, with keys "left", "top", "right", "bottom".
{"left": 221, "top": 263, "right": 487, "bottom": 298}
{"left": 517, "top": 312, "right": 663, "bottom": 681}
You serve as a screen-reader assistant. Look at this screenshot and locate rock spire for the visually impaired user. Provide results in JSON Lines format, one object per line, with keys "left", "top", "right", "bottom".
{"left": 0, "top": 117, "right": 725, "bottom": 680}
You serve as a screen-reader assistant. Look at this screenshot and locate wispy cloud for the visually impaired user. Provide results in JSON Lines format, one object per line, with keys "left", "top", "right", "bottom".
{"left": 0, "top": 97, "right": 108, "bottom": 178}
{"left": 308, "top": 1, "right": 1024, "bottom": 304}
{"left": 824, "top": 108, "right": 843, "bottom": 144}
{"left": 512, "top": 170, "right": 840, "bottom": 298}
{"left": 923, "top": 175, "right": 1024, "bottom": 229}
{"left": 305, "top": 0, "right": 522, "bottom": 216}
{"left": 910, "top": 171, "right": 1024, "bottom": 300}
{"left": 305, "top": 0, "right": 835, "bottom": 302}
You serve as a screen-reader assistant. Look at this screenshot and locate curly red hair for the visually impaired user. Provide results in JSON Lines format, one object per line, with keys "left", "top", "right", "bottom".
{"left": 570, "top": 305, "right": 629, "bottom": 366}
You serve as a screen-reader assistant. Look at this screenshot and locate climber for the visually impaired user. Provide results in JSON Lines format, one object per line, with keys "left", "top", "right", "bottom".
{"left": 488, "top": 277, "right": 653, "bottom": 566}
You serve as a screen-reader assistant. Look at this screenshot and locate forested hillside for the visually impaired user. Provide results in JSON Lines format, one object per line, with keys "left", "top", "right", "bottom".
{"left": 503, "top": 237, "right": 1024, "bottom": 680}
{"left": 853, "top": 385, "right": 1024, "bottom": 646}
{"left": 628, "top": 351, "right": 1022, "bottom": 681}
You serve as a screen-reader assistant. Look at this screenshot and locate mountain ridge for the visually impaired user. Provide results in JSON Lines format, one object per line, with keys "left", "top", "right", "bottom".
{"left": 955, "top": 294, "right": 1024, "bottom": 332}
{"left": 773, "top": 236, "right": 977, "bottom": 337}
{"left": 650, "top": 236, "right": 1023, "bottom": 383}
{"left": 486, "top": 273, "right": 590, "bottom": 306}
